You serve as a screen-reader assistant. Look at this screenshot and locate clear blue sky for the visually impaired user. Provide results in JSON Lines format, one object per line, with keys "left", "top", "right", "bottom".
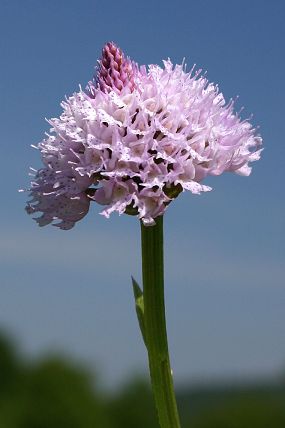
{"left": 1, "top": 0, "right": 285, "bottom": 388}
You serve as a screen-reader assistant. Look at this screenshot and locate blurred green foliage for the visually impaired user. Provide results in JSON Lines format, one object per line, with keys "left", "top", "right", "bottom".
{"left": 178, "top": 386, "right": 285, "bottom": 428}
{"left": 0, "top": 333, "right": 284, "bottom": 428}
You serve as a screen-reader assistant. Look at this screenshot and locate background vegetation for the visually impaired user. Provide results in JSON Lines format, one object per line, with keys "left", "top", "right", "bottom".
{"left": 0, "top": 332, "right": 284, "bottom": 428}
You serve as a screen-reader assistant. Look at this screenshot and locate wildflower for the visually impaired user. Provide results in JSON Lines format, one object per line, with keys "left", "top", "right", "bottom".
{"left": 25, "top": 42, "right": 262, "bottom": 229}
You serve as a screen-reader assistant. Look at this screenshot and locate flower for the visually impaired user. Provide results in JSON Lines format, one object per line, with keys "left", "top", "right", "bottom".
{"left": 25, "top": 42, "right": 262, "bottom": 229}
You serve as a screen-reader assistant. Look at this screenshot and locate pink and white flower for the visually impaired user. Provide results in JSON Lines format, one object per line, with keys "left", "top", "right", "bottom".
{"left": 25, "top": 42, "right": 262, "bottom": 229}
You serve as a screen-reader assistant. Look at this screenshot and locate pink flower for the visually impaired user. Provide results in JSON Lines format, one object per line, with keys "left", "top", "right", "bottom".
{"left": 25, "top": 42, "right": 262, "bottom": 229}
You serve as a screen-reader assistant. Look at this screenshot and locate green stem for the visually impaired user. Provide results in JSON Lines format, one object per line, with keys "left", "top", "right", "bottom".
{"left": 140, "top": 216, "right": 181, "bottom": 428}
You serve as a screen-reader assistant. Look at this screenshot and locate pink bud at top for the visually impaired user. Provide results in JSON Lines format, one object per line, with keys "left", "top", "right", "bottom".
{"left": 96, "top": 42, "right": 138, "bottom": 94}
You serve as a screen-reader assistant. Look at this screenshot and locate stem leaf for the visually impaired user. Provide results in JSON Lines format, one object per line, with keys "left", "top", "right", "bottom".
{"left": 131, "top": 276, "right": 147, "bottom": 347}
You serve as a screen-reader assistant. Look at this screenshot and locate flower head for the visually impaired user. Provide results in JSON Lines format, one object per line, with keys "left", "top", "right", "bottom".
{"left": 25, "top": 42, "right": 262, "bottom": 229}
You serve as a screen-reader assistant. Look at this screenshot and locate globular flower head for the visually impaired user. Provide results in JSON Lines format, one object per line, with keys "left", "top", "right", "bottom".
{"left": 25, "top": 42, "right": 262, "bottom": 229}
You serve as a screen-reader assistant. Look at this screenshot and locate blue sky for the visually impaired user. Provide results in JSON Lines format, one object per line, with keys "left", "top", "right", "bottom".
{"left": 1, "top": 0, "right": 285, "bottom": 388}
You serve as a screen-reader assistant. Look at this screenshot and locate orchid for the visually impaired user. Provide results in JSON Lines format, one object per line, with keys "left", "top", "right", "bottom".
{"left": 26, "top": 42, "right": 261, "bottom": 229}
{"left": 24, "top": 42, "right": 262, "bottom": 428}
